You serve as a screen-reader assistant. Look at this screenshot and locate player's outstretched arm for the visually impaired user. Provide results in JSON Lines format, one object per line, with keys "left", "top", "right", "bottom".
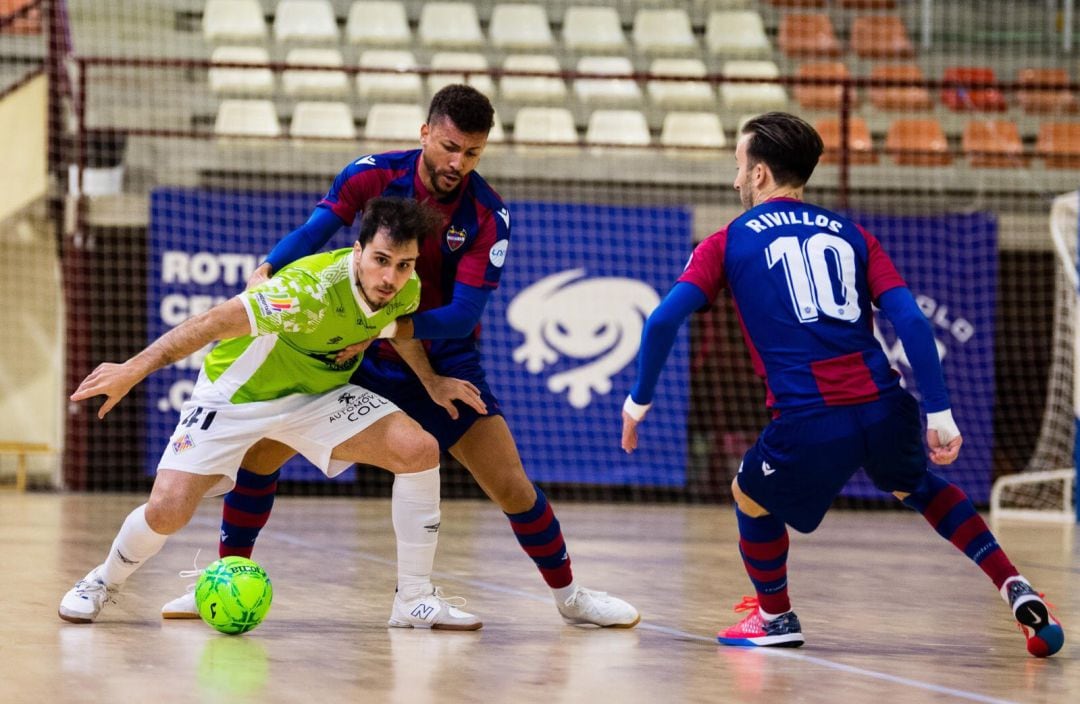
{"left": 248, "top": 208, "right": 346, "bottom": 289}
{"left": 71, "top": 298, "right": 251, "bottom": 419}
{"left": 387, "top": 339, "right": 487, "bottom": 419}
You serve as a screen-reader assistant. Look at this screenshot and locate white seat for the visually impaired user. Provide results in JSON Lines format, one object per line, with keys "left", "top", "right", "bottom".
{"left": 282, "top": 48, "right": 349, "bottom": 96}
{"left": 346, "top": 1, "right": 410, "bottom": 46}
{"left": 573, "top": 56, "right": 642, "bottom": 106}
{"left": 660, "top": 111, "right": 726, "bottom": 149}
{"left": 585, "top": 109, "right": 651, "bottom": 147}
{"left": 203, "top": 0, "right": 267, "bottom": 42}
{"left": 428, "top": 52, "right": 495, "bottom": 98}
{"left": 500, "top": 55, "right": 567, "bottom": 104}
{"left": 562, "top": 7, "right": 626, "bottom": 53}
{"left": 513, "top": 107, "right": 577, "bottom": 144}
{"left": 706, "top": 11, "right": 770, "bottom": 57}
{"left": 290, "top": 101, "right": 356, "bottom": 139}
{"left": 632, "top": 9, "right": 697, "bottom": 56}
{"left": 273, "top": 0, "right": 339, "bottom": 43}
{"left": 721, "top": 60, "right": 787, "bottom": 110}
{"left": 418, "top": 2, "right": 483, "bottom": 48}
{"left": 356, "top": 50, "right": 422, "bottom": 101}
{"left": 215, "top": 99, "right": 281, "bottom": 137}
{"left": 365, "top": 103, "right": 425, "bottom": 141}
{"left": 647, "top": 58, "right": 713, "bottom": 109}
{"left": 208, "top": 46, "right": 274, "bottom": 95}
{"left": 489, "top": 4, "right": 553, "bottom": 51}
{"left": 488, "top": 111, "right": 506, "bottom": 143}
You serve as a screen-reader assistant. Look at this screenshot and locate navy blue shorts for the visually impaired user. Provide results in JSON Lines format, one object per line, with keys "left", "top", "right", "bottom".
{"left": 351, "top": 350, "right": 503, "bottom": 452}
{"left": 736, "top": 390, "right": 927, "bottom": 534}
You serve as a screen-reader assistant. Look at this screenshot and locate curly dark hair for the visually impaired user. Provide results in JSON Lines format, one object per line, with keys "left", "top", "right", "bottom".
{"left": 741, "top": 112, "right": 824, "bottom": 187}
{"left": 357, "top": 197, "right": 443, "bottom": 249}
{"left": 426, "top": 84, "right": 495, "bottom": 135}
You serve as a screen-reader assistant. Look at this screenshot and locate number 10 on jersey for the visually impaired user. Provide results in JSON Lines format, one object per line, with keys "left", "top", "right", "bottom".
{"left": 766, "top": 233, "right": 860, "bottom": 324}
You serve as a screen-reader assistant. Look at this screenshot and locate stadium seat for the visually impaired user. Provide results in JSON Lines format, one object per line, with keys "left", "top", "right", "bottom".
{"left": 562, "top": 7, "right": 627, "bottom": 53}
{"left": 815, "top": 117, "right": 876, "bottom": 164}
{"left": 574, "top": 56, "right": 642, "bottom": 106}
{"left": 214, "top": 99, "right": 281, "bottom": 138}
{"left": 850, "top": 15, "right": 914, "bottom": 58}
{"left": 500, "top": 55, "right": 567, "bottom": 104}
{"left": 585, "top": 110, "right": 651, "bottom": 147}
{"left": 273, "top": 0, "right": 339, "bottom": 43}
{"left": 345, "top": 1, "right": 411, "bottom": 47}
{"left": 660, "top": 112, "right": 726, "bottom": 150}
{"left": 777, "top": 14, "right": 841, "bottom": 57}
{"left": 1036, "top": 122, "right": 1080, "bottom": 168}
{"left": 290, "top": 101, "right": 356, "bottom": 139}
{"left": 961, "top": 120, "right": 1026, "bottom": 167}
{"left": 840, "top": 0, "right": 896, "bottom": 7}
{"left": 208, "top": 46, "right": 274, "bottom": 95}
{"left": 794, "top": 62, "right": 850, "bottom": 110}
{"left": 0, "top": 0, "right": 42, "bottom": 34}
{"left": 766, "top": 0, "right": 825, "bottom": 7}
{"left": 282, "top": 48, "right": 349, "bottom": 97}
{"left": 488, "top": 111, "right": 506, "bottom": 143}
{"left": 356, "top": 50, "right": 422, "bottom": 101}
{"left": 1017, "top": 68, "right": 1079, "bottom": 114}
{"left": 885, "top": 119, "right": 951, "bottom": 166}
{"left": 647, "top": 59, "right": 714, "bottom": 109}
{"left": 490, "top": 4, "right": 554, "bottom": 51}
{"left": 705, "top": 11, "right": 770, "bottom": 57}
{"left": 632, "top": 9, "right": 698, "bottom": 56}
{"left": 428, "top": 52, "right": 495, "bottom": 99}
{"left": 513, "top": 107, "right": 578, "bottom": 144}
{"left": 721, "top": 60, "right": 788, "bottom": 111}
{"left": 868, "top": 64, "right": 932, "bottom": 111}
{"left": 364, "top": 103, "right": 424, "bottom": 142}
{"left": 203, "top": 0, "right": 267, "bottom": 43}
{"left": 418, "top": 2, "right": 484, "bottom": 49}
{"left": 941, "top": 67, "right": 1007, "bottom": 112}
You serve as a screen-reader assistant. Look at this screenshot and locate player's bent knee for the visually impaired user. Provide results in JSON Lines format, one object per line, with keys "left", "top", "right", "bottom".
{"left": 731, "top": 477, "right": 770, "bottom": 517}
{"left": 381, "top": 418, "right": 439, "bottom": 473}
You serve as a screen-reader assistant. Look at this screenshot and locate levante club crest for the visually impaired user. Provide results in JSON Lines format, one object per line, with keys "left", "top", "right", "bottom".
{"left": 445, "top": 225, "right": 467, "bottom": 251}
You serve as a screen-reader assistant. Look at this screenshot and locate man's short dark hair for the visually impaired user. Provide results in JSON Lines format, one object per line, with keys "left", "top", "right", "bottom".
{"left": 741, "top": 112, "right": 824, "bottom": 187}
{"left": 357, "top": 197, "right": 442, "bottom": 249}
{"left": 426, "top": 84, "right": 495, "bottom": 135}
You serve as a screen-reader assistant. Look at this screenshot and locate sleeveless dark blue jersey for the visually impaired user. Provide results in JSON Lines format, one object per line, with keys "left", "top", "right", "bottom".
{"left": 680, "top": 197, "right": 907, "bottom": 411}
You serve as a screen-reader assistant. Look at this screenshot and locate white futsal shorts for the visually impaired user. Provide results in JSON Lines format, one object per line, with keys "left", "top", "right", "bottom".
{"left": 157, "top": 373, "right": 400, "bottom": 496}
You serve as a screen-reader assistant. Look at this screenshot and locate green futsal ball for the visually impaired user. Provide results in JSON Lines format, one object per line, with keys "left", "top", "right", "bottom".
{"left": 195, "top": 556, "right": 273, "bottom": 635}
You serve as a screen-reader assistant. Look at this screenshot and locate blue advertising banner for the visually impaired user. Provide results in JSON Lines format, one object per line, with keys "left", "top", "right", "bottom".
{"left": 148, "top": 191, "right": 693, "bottom": 486}
{"left": 855, "top": 211, "right": 998, "bottom": 502}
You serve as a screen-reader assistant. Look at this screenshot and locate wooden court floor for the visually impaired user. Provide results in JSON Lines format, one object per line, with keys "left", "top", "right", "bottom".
{"left": 1, "top": 492, "right": 1076, "bottom": 704}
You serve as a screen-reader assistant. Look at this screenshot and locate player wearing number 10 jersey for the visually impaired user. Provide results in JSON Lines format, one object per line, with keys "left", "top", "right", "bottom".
{"left": 621, "top": 112, "right": 1063, "bottom": 657}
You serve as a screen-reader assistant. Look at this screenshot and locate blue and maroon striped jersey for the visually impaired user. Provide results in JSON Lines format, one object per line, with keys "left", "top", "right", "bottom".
{"left": 679, "top": 197, "right": 906, "bottom": 411}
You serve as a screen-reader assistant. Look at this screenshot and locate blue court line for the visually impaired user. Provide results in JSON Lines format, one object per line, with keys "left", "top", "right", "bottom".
{"left": 187, "top": 517, "right": 1023, "bottom": 704}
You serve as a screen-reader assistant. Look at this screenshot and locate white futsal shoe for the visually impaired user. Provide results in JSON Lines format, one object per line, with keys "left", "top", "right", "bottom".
{"left": 388, "top": 586, "right": 483, "bottom": 631}
{"left": 58, "top": 566, "right": 119, "bottom": 624}
{"left": 161, "top": 588, "right": 199, "bottom": 619}
{"left": 557, "top": 586, "right": 641, "bottom": 628}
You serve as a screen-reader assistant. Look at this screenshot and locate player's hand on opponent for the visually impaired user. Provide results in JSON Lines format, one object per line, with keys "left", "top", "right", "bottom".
{"left": 423, "top": 376, "right": 487, "bottom": 420}
{"left": 71, "top": 362, "right": 143, "bottom": 419}
{"left": 333, "top": 339, "right": 375, "bottom": 366}
{"left": 926, "top": 408, "right": 963, "bottom": 465}
{"left": 246, "top": 263, "right": 273, "bottom": 290}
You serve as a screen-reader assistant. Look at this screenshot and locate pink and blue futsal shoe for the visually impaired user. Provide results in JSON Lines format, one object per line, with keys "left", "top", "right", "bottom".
{"left": 717, "top": 596, "right": 805, "bottom": 648}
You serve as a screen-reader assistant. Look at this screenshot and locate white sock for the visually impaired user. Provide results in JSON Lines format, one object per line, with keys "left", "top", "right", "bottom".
{"left": 392, "top": 466, "right": 441, "bottom": 601}
{"left": 98, "top": 504, "right": 169, "bottom": 586}
{"left": 552, "top": 583, "right": 577, "bottom": 603}
{"left": 759, "top": 606, "right": 791, "bottom": 621}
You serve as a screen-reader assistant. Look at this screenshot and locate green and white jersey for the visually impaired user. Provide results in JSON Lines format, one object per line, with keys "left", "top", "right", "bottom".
{"left": 203, "top": 248, "right": 419, "bottom": 404}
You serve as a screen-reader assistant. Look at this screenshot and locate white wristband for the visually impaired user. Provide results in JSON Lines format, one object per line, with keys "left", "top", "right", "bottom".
{"left": 927, "top": 409, "right": 960, "bottom": 444}
{"left": 622, "top": 395, "right": 652, "bottom": 421}
{"left": 377, "top": 321, "right": 398, "bottom": 339}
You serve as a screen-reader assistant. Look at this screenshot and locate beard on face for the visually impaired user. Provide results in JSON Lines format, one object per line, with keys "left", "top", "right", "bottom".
{"left": 422, "top": 152, "right": 461, "bottom": 199}
{"left": 737, "top": 173, "right": 754, "bottom": 210}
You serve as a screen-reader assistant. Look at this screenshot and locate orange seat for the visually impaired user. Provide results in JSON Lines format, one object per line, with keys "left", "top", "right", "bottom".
{"left": 961, "top": 120, "right": 1026, "bottom": 167}
{"left": 941, "top": 67, "right": 1008, "bottom": 112}
{"left": 850, "top": 15, "right": 914, "bottom": 58}
{"left": 840, "top": 0, "right": 897, "bottom": 8}
{"left": 768, "top": 0, "right": 827, "bottom": 6}
{"left": 886, "top": 119, "right": 951, "bottom": 166}
{"left": 1017, "top": 68, "right": 1079, "bottom": 114}
{"left": 794, "top": 62, "right": 851, "bottom": 110}
{"left": 815, "top": 117, "right": 877, "bottom": 164}
{"left": 869, "top": 64, "right": 932, "bottom": 111}
{"left": 778, "top": 13, "right": 842, "bottom": 58}
{"left": 1037, "top": 122, "right": 1080, "bottom": 168}
{"left": 0, "top": 0, "right": 42, "bottom": 34}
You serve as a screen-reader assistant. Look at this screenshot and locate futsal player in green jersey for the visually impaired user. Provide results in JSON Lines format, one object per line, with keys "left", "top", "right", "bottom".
{"left": 59, "top": 197, "right": 484, "bottom": 630}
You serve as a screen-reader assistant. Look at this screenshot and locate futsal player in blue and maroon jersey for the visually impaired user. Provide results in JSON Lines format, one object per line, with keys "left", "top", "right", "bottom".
{"left": 162, "top": 85, "right": 639, "bottom": 628}
{"left": 621, "top": 112, "right": 1063, "bottom": 657}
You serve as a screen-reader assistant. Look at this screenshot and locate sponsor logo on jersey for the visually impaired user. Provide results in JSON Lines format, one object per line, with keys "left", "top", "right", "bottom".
{"left": 445, "top": 225, "right": 467, "bottom": 251}
{"left": 328, "top": 390, "right": 392, "bottom": 424}
{"left": 507, "top": 269, "right": 660, "bottom": 408}
{"left": 355, "top": 155, "right": 376, "bottom": 166}
{"left": 489, "top": 239, "right": 509, "bottom": 268}
{"left": 172, "top": 433, "right": 196, "bottom": 454}
{"left": 327, "top": 336, "right": 343, "bottom": 345}
{"left": 254, "top": 292, "right": 298, "bottom": 316}
{"left": 496, "top": 208, "right": 510, "bottom": 229}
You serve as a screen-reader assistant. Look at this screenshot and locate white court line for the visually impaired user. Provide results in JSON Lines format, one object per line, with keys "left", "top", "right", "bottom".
{"left": 189, "top": 518, "right": 1021, "bottom": 704}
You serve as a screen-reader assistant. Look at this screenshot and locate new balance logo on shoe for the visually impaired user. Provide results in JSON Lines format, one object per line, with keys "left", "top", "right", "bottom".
{"left": 410, "top": 603, "right": 435, "bottom": 620}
